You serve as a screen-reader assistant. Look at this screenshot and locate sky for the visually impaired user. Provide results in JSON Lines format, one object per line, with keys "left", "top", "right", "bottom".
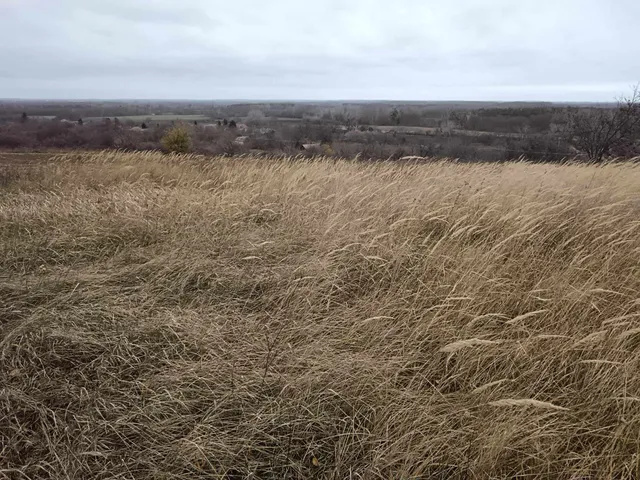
{"left": 0, "top": 0, "right": 638, "bottom": 102}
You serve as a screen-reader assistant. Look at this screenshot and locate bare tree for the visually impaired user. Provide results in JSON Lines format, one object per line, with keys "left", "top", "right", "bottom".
{"left": 568, "top": 85, "right": 640, "bottom": 162}
{"left": 246, "top": 109, "right": 266, "bottom": 126}
{"left": 390, "top": 107, "right": 401, "bottom": 126}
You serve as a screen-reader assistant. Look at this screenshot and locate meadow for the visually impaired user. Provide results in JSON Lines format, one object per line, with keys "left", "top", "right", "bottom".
{"left": 1, "top": 151, "right": 640, "bottom": 479}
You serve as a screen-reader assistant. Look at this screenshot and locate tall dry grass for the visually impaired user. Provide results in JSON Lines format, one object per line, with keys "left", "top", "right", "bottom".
{"left": 1, "top": 151, "right": 640, "bottom": 479}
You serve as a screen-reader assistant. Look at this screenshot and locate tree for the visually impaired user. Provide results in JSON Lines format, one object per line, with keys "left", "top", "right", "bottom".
{"left": 77, "top": 118, "right": 83, "bottom": 126}
{"left": 247, "top": 109, "right": 266, "bottom": 125}
{"left": 390, "top": 107, "right": 401, "bottom": 125}
{"left": 228, "top": 120, "right": 237, "bottom": 128}
{"left": 568, "top": 85, "right": 640, "bottom": 162}
{"left": 21, "top": 112, "right": 28, "bottom": 123}
{"left": 161, "top": 126, "right": 191, "bottom": 153}
{"left": 223, "top": 119, "right": 228, "bottom": 126}
{"left": 141, "top": 122, "right": 148, "bottom": 129}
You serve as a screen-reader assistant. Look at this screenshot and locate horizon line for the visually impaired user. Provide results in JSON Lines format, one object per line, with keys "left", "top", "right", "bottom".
{"left": 0, "top": 98, "right": 617, "bottom": 105}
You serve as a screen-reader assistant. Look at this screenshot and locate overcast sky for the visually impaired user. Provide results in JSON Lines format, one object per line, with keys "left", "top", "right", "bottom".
{"left": 0, "top": 0, "right": 638, "bottom": 101}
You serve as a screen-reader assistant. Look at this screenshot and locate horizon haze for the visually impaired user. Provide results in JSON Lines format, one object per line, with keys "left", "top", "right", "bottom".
{"left": 1, "top": 0, "right": 638, "bottom": 102}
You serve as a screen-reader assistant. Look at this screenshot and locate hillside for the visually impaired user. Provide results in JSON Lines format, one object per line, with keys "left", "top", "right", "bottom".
{"left": 2, "top": 152, "right": 640, "bottom": 478}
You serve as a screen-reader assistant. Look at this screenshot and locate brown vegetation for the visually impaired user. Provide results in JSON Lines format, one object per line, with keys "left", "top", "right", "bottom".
{"left": 161, "top": 126, "right": 192, "bottom": 153}
{"left": 2, "top": 151, "right": 640, "bottom": 478}
{"left": 568, "top": 86, "right": 640, "bottom": 161}
{"left": 7, "top": 99, "right": 639, "bottom": 162}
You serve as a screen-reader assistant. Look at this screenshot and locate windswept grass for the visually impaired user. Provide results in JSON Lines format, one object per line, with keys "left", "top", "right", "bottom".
{"left": 1, "top": 151, "right": 640, "bottom": 479}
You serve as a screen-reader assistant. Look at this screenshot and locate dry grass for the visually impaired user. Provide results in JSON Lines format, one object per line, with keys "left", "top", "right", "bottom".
{"left": 1, "top": 151, "right": 640, "bottom": 479}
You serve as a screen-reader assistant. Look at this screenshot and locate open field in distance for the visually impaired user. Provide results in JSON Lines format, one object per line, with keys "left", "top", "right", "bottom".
{"left": 1, "top": 151, "right": 640, "bottom": 478}
{"left": 368, "top": 124, "right": 524, "bottom": 138}
{"left": 83, "top": 114, "right": 211, "bottom": 123}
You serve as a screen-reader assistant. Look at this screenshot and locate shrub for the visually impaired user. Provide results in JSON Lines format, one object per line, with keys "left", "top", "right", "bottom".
{"left": 161, "top": 126, "right": 191, "bottom": 153}
{"left": 0, "top": 133, "right": 29, "bottom": 148}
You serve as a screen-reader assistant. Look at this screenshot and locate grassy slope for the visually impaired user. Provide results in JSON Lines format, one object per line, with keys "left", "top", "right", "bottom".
{"left": 1, "top": 151, "right": 640, "bottom": 479}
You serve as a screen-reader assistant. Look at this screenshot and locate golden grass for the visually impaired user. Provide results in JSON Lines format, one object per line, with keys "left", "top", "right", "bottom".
{"left": 1, "top": 151, "right": 640, "bottom": 478}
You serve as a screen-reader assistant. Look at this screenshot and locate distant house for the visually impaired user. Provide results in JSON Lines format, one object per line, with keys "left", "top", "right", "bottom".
{"left": 236, "top": 123, "right": 249, "bottom": 132}
{"left": 302, "top": 143, "right": 322, "bottom": 150}
{"left": 233, "top": 136, "right": 250, "bottom": 145}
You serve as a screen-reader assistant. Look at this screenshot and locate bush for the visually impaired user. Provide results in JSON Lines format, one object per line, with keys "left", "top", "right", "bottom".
{"left": 161, "top": 126, "right": 191, "bottom": 153}
{"left": 0, "top": 133, "right": 29, "bottom": 148}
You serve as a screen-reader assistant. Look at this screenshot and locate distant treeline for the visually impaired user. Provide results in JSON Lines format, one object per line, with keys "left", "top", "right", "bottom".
{"left": 0, "top": 100, "right": 637, "bottom": 162}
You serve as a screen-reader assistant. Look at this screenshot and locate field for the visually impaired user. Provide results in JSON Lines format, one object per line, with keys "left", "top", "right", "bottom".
{"left": 83, "top": 114, "right": 211, "bottom": 123}
{"left": 1, "top": 151, "right": 640, "bottom": 478}
{"left": 368, "top": 125, "right": 524, "bottom": 138}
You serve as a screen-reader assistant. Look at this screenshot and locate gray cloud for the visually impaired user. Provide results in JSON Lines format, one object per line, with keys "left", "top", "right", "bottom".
{"left": 1, "top": 0, "right": 639, "bottom": 100}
